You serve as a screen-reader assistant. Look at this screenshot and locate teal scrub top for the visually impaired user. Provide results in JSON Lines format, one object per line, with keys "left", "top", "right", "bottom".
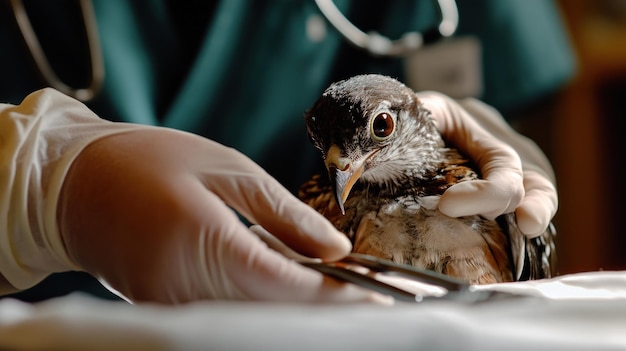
{"left": 1, "top": 1, "right": 574, "bottom": 192}
{"left": 0, "top": 0, "right": 574, "bottom": 301}
{"left": 0, "top": 0, "right": 574, "bottom": 191}
{"left": 0, "top": 0, "right": 574, "bottom": 190}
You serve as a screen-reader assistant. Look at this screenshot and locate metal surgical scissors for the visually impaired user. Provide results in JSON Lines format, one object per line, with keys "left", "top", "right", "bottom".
{"left": 302, "top": 253, "right": 518, "bottom": 303}
{"left": 251, "top": 225, "right": 521, "bottom": 303}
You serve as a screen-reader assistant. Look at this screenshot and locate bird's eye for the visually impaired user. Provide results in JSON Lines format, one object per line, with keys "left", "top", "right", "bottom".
{"left": 370, "top": 112, "right": 395, "bottom": 141}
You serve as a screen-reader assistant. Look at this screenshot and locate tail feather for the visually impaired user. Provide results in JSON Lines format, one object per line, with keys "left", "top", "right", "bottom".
{"left": 502, "top": 213, "right": 557, "bottom": 281}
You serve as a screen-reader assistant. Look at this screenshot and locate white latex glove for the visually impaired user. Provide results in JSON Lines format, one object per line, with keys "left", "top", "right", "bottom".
{"left": 418, "top": 91, "right": 558, "bottom": 237}
{"left": 1, "top": 88, "right": 386, "bottom": 304}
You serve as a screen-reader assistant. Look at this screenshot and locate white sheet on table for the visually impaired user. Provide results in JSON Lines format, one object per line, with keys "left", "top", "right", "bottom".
{"left": 1, "top": 270, "right": 625, "bottom": 351}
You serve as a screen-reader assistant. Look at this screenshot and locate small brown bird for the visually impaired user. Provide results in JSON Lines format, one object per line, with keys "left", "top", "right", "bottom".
{"left": 299, "top": 74, "right": 556, "bottom": 284}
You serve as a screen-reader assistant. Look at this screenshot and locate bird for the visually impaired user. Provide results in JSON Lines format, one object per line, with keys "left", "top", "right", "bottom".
{"left": 298, "top": 74, "right": 556, "bottom": 284}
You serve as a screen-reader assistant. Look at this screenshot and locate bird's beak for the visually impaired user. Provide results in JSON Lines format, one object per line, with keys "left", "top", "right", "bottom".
{"left": 325, "top": 144, "right": 377, "bottom": 215}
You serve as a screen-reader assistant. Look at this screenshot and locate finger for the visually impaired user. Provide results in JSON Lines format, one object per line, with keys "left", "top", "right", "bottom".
{"left": 218, "top": 223, "right": 391, "bottom": 304}
{"left": 129, "top": 184, "right": 381, "bottom": 304}
{"left": 420, "top": 91, "right": 524, "bottom": 176}
{"left": 459, "top": 97, "right": 557, "bottom": 184}
{"left": 515, "top": 172, "right": 558, "bottom": 237}
{"left": 199, "top": 144, "right": 352, "bottom": 261}
{"left": 243, "top": 177, "right": 352, "bottom": 261}
{"left": 419, "top": 92, "right": 527, "bottom": 219}
{"left": 249, "top": 225, "right": 322, "bottom": 263}
{"left": 438, "top": 171, "right": 524, "bottom": 219}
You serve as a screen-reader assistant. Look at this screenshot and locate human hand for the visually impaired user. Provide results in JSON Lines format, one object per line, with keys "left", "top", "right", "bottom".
{"left": 417, "top": 91, "right": 557, "bottom": 237}
{"left": 57, "top": 127, "right": 386, "bottom": 304}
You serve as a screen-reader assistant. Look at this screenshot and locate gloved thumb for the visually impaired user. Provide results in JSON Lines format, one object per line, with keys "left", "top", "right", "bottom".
{"left": 438, "top": 169, "right": 525, "bottom": 220}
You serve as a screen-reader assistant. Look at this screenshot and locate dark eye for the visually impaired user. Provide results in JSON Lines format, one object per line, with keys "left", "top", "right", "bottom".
{"left": 371, "top": 112, "right": 395, "bottom": 140}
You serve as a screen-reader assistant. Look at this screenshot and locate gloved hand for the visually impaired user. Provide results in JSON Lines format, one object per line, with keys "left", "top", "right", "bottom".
{"left": 57, "top": 127, "right": 387, "bottom": 303}
{"left": 417, "top": 91, "right": 558, "bottom": 237}
{"left": 1, "top": 88, "right": 386, "bottom": 304}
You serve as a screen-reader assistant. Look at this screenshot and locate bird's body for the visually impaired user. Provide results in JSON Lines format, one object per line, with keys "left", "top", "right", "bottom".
{"left": 299, "top": 74, "right": 556, "bottom": 284}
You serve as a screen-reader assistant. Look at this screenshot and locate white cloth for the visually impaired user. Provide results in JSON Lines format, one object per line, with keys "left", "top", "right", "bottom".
{"left": 1, "top": 270, "right": 625, "bottom": 350}
{"left": 0, "top": 89, "right": 143, "bottom": 293}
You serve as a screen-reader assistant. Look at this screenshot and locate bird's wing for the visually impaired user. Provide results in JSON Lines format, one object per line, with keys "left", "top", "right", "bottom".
{"left": 501, "top": 213, "right": 558, "bottom": 281}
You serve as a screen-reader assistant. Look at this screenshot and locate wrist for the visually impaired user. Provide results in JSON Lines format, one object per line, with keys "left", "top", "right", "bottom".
{"left": 0, "top": 89, "right": 143, "bottom": 292}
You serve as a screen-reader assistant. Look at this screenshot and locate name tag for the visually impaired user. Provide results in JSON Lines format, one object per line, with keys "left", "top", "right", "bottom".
{"left": 404, "top": 36, "right": 482, "bottom": 98}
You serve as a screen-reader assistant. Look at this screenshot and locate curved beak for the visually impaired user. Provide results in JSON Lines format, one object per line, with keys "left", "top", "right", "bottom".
{"left": 325, "top": 144, "right": 376, "bottom": 215}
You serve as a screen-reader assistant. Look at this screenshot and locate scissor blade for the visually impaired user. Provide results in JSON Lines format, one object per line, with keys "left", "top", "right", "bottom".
{"left": 303, "top": 258, "right": 527, "bottom": 304}
{"left": 342, "top": 253, "right": 469, "bottom": 291}
{"left": 302, "top": 261, "right": 422, "bottom": 302}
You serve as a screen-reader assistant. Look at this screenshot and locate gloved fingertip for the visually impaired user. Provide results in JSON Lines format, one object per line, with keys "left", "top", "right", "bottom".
{"left": 293, "top": 204, "right": 353, "bottom": 256}
{"left": 437, "top": 199, "right": 467, "bottom": 218}
{"left": 321, "top": 227, "right": 353, "bottom": 259}
{"left": 439, "top": 181, "right": 505, "bottom": 218}
{"left": 252, "top": 189, "right": 352, "bottom": 259}
{"left": 437, "top": 184, "right": 475, "bottom": 217}
{"left": 515, "top": 206, "right": 550, "bottom": 238}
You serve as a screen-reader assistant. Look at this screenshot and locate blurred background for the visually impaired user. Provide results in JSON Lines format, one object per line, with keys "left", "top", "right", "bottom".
{"left": 516, "top": 0, "right": 626, "bottom": 275}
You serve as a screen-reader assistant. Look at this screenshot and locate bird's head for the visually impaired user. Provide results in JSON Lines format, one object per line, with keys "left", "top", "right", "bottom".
{"left": 305, "top": 74, "right": 444, "bottom": 214}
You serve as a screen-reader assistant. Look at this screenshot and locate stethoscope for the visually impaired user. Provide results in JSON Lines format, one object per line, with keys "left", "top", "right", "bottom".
{"left": 315, "top": 0, "right": 458, "bottom": 57}
{"left": 9, "top": 0, "right": 103, "bottom": 102}
{"left": 9, "top": 0, "right": 457, "bottom": 102}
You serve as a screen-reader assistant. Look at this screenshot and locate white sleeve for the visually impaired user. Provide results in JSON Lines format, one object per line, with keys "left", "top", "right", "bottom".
{"left": 0, "top": 88, "right": 144, "bottom": 294}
